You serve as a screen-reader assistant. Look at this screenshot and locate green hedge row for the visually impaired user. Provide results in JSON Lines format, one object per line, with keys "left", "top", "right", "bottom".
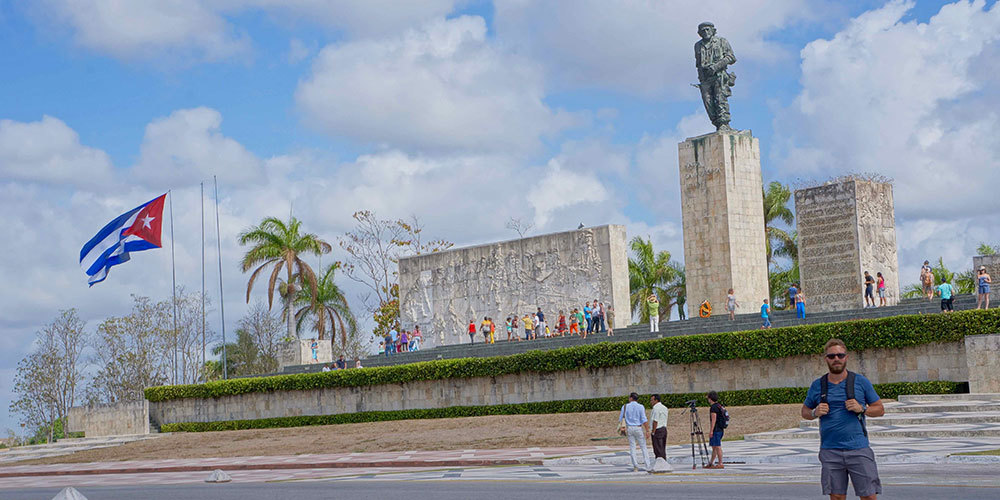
{"left": 146, "top": 309, "right": 1000, "bottom": 403}
{"left": 159, "top": 380, "right": 968, "bottom": 433}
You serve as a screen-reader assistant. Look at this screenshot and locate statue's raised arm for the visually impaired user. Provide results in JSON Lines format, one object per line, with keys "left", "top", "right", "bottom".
{"left": 694, "top": 22, "right": 737, "bottom": 131}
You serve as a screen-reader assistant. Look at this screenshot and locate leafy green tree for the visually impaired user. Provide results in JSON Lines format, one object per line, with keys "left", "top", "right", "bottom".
{"left": 901, "top": 257, "right": 976, "bottom": 298}
{"left": 977, "top": 242, "right": 999, "bottom": 256}
{"left": 294, "top": 263, "right": 359, "bottom": 353}
{"left": 628, "top": 236, "right": 676, "bottom": 322}
{"left": 763, "top": 181, "right": 796, "bottom": 268}
{"left": 239, "top": 216, "right": 331, "bottom": 339}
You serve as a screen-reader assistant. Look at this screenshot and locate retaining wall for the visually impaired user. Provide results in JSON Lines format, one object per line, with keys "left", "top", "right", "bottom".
{"left": 67, "top": 400, "right": 149, "bottom": 437}
{"left": 149, "top": 334, "right": 1000, "bottom": 426}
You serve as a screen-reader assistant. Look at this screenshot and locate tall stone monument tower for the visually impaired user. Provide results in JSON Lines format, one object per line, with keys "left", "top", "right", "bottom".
{"left": 678, "top": 130, "right": 769, "bottom": 312}
{"left": 795, "top": 178, "right": 900, "bottom": 312}
{"left": 678, "top": 22, "right": 769, "bottom": 314}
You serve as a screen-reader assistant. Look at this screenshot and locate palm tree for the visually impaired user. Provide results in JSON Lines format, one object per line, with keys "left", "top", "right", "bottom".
{"left": 628, "top": 236, "right": 676, "bottom": 323}
{"left": 763, "top": 181, "right": 796, "bottom": 268}
{"left": 293, "top": 263, "right": 358, "bottom": 351}
{"left": 239, "top": 216, "right": 331, "bottom": 339}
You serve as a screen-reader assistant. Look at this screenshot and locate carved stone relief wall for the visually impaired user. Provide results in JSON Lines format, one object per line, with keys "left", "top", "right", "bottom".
{"left": 398, "top": 225, "right": 629, "bottom": 348}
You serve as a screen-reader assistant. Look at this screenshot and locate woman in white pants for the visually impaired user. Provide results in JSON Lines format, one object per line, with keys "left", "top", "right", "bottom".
{"left": 647, "top": 294, "right": 660, "bottom": 333}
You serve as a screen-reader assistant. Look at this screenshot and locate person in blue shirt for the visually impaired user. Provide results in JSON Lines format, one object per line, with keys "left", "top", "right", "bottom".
{"left": 936, "top": 277, "right": 955, "bottom": 313}
{"left": 788, "top": 283, "right": 798, "bottom": 309}
{"left": 618, "top": 392, "right": 651, "bottom": 472}
{"left": 759, "top": 299, "right": 771, "bottom": 329}
{"left": 802, "top": 339, "right": 885, "bottom": 500}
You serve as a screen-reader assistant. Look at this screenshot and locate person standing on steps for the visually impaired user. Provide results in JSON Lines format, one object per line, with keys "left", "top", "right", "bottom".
{"left": 583, "top": 302, "right": 593, "bottom": 335}
{"left": 619, "top": 392, "right": 652, "bottom": 472}
{"left": 802, "top": 339, "right": 885, "bottom": 500}
{"left": 647, "top": 294, "right": 660, "bottom": 333}
{"left": 863, "top": 271, "right": 876, "bottom": 308}
{"left": 936, "top": 277, "right": 955, "bottom": 313}
{"left": 788, "top": 282, "right": 798, "bottom": 311}
{"left": 726, "top": 288, "right": 739, "bottom": 320}
{"left": 977, "top": 266, "right": 992, "bottom": 310}
{"left": 467, "top": 319, "right": 476, "bottom": 344}
{"left": 920, "top": 261, "right": 934, "bottom": 301}
{"left": 876, "top": 272, "right": 887, "bottom": 307}
{"left": 796, "top": 288, "right": 807, "bottom": 319}
{"left": 606, "top": 305, "right": 615, "bottom": 336}
{"left": 760, "top": 298, "right": 771, "bottom": 329}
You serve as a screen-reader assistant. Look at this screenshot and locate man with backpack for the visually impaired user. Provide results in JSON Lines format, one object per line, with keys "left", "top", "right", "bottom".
{"left": 802, "top": 338, "right": 885, "bottom": 500}
{"left": 706, "top": 390, "right": 728, "bottom": 469}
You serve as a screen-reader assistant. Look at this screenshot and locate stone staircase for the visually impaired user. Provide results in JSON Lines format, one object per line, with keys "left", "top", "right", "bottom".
{"left": 745, "top": 393, "right": 1000, "bottom": 441}
{"left": 279, "top": 294, "right": 980, "bottom": 374}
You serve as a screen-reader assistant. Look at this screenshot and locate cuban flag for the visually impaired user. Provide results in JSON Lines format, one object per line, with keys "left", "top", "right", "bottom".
{"left": 80, "top": 193, "right": 167, "bottom": 286}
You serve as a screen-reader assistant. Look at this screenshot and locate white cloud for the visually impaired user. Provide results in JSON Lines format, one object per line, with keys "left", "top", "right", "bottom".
{"left": 132, "top": 107, "right": 265, "bottom": 188}
{"left": 287, "top": 38, "right": 311, "bottom": 64}
{"left": 773, "top": 0, "right": 1000, "bottom": 219}
{"left": 493, "top": 0, "right": 819, "bottom": 97}
{"left": 296, "top": 16, "right": 575, "bottom": 154}
{"left": 33, "top": 0, "right": 461, "bottom": 62}
{"left": 0, "top": 116, "right": 115, "bottom": 188}
{"left": 36, "top": 0, "right": 250, "bottom": 61}
{"left": 527, "top": 159, "right": 609, "bottom": 228}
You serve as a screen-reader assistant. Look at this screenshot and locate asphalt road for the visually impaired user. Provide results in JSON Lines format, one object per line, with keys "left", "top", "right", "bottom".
{"left": 4, "top": 480, "right": 999, "bottom": 500}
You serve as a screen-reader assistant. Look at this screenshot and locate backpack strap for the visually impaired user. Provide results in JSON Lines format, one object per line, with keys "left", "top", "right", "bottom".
{"left": 820, "top": 374, "right": 829, "bottom": 405}
{"left": 846, "top": 371, "right": 868, "bottom": 438}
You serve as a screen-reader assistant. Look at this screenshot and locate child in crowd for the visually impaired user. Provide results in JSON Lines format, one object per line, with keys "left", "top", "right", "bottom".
{"left": 522, "top": 313, "right": 533, "bottom": 341}
{"left": 569, "top": 308, "right": 580, "bottom": 335}
{"left": 489, "top": 318, "right": 496, "bottom": 344}
{"left": 505, "top": 316, "right": 513, "bottom": 341}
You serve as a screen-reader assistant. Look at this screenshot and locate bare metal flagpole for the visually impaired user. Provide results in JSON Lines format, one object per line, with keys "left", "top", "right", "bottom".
{"left": 201, "top": 182, "right": 206, "bottom": 377}
{"left": 214, "top": 176, "right": 228, "bottom": 379}
{"left": 168, "top": 190, "right": 179, "bottom": 385}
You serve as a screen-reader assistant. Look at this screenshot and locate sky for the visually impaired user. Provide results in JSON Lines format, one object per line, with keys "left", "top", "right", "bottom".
{"left": 2, "top": 0, "right": 999, "bottom": 433}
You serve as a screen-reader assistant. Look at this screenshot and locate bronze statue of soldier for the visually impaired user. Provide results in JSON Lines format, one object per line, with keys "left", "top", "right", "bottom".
{"left": 694, "top": 22, "right": 736, "bottom": 131}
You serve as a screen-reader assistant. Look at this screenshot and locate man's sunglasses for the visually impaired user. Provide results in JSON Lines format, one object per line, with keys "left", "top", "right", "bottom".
{"left": 825, "top": 353, "right": 847, "bottom": 359}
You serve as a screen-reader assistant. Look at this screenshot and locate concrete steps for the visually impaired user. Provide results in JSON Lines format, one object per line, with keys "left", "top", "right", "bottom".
{"left": 745, "top": 394, "right": 1000, "bottom": 441}
{"left": 278, "top": 294, "right": 981, "bottom": 374}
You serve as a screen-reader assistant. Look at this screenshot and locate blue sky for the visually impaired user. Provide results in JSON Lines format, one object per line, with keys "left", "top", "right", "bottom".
{"left": 2, "top": 0, "right": 999, "bottom": 433}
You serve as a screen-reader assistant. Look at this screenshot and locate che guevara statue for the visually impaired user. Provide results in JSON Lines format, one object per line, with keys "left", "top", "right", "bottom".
{"left": 694, "top": 22, "right": 736, "bottom": 131}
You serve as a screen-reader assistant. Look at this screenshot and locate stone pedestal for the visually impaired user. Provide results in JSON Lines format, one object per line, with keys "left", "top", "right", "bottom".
{"left": 795, "top": 179, "right": 899, "bottom": 312}
{"left": 277, "top": 339, "right": 332, "bottom": 371}
{"left": 965, "top": 334, "right": 1000, "bottom": 393}
{"left": 678, "top": 130, "right": 768, "bottom": 313}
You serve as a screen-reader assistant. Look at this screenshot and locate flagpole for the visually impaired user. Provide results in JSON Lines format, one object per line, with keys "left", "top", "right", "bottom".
{"left": 214, "top": 176, "right": 228, "bottom": 380}
{"left": 201, "top": 182, "right": 206, "bottom": 378}
{"left": 168, "top": 190, "right": 179, "bottom": 385}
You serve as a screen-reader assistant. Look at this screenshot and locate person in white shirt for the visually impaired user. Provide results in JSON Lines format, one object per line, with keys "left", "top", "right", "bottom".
{"left": 618, "top": 392, "right": 652, "bottom": 472}
{"left": 649, "top": 394, "right": 670, "bottom": 462}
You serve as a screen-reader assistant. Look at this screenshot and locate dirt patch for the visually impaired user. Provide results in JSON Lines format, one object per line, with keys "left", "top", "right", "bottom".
{"left": 10, "top": 403, "right": 804, "bottom": 465}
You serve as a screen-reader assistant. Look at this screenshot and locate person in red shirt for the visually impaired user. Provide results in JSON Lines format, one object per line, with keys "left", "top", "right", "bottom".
{"left": 468, "top": 320, "right": 476, "bottom": 344}
{"left": 557, "top": 311, "right": 567, "bottom": 336}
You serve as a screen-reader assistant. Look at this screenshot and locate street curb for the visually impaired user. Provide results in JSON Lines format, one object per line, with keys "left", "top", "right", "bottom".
{"left": 0, "top": 458, "right": 542, "bottom": 479}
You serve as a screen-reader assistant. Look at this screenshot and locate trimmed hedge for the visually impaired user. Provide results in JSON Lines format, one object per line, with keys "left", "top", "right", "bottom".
{"left": 146, "top": 309, "right": 1000, "bottom": 403}
{"left": 159, "top": 380, "right": 968, "bottom": 433}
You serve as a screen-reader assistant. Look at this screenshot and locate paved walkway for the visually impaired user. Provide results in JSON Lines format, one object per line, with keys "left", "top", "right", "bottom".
{"left": 0, "top": 446, "right": 613, "bottom": 480}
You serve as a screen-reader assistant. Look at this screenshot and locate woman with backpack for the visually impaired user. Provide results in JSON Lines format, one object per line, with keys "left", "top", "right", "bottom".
{"left": 707, "top": 390, "right": 729, "bottom": 469}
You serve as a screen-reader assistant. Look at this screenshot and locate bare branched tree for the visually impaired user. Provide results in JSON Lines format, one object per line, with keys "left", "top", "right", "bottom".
{"left": 88, "top": 295, "right": 173, "bottom": 404}
{"left": 505, "top": 217, "right": 534, "bottom": 239}
{"left": 9, "top": 309, "right": 86, "bottom": 443}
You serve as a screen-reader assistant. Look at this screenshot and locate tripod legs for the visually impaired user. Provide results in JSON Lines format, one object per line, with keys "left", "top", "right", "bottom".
{"left": 689, "top": 410, "right": 710, "bottom": 469}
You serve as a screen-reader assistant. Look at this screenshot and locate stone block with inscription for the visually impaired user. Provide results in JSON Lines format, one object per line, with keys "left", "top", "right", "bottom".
{"left": 398, "top": 225, "right": 629, "bottom": 348}
{"left": 795, "top": 179, "right": 899, "bottom": 312}
{"left": 678, "top": 130, "right": 769, "bottom": 311}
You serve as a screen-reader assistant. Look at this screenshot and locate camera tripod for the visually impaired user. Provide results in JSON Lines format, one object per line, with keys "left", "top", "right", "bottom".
{"left": 687, "top": 402, "right": 710, "bottom": 469}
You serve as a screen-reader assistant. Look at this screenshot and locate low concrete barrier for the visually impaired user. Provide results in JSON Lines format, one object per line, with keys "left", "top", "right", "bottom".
{"left": 67, "top": 400, "right": 149, "bottom": 437}
{"left": 148, "top": 334, "right": 1000, "bottom": 427}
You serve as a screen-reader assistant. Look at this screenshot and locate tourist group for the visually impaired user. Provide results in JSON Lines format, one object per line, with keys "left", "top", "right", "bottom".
{"left": 467, "top": 300, "right": 615, "bottom": 344}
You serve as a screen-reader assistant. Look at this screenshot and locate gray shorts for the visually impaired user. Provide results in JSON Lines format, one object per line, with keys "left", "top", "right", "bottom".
{"left": 819, "top": 447, "right": 881, "bottom": 497}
